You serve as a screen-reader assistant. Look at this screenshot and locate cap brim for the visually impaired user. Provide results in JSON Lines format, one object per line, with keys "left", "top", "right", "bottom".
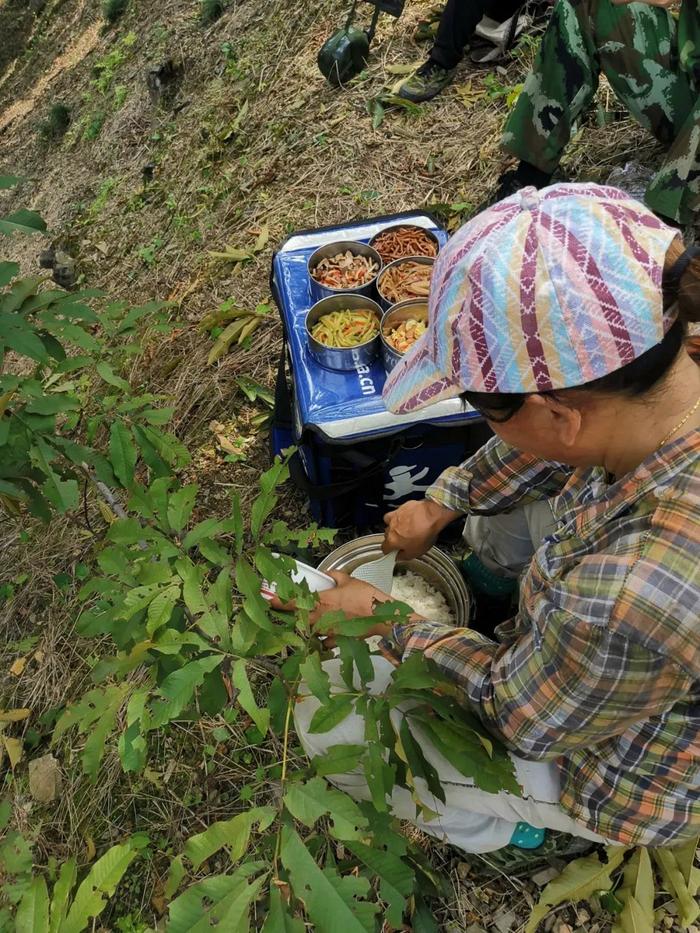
{"left": 382, "top": 332, "right": 463, "bottom": 415}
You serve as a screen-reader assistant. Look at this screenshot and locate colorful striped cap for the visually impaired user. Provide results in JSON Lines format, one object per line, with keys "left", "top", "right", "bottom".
{"left": 382, "top": 183, "right": 679, "bottom": 415}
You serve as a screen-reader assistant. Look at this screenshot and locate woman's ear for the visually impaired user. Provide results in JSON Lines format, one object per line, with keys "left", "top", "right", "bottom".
{"left": 527, "top": 394, "right": 582, "bottom": 448}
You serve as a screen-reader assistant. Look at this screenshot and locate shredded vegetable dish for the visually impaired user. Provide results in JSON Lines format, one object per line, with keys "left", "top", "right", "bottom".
{"left": 379, "top": 260, "right": 433, "bottom": 303}
{"left": 310, "top": 309, "right": 380, "bottom": 347}
{"left": 372, "top": 226, "right": 438, "bottom": 263}
{"left": 311, "top": 251, "right": 379, "bottom": 289}
{"left": 385, "top": 318, "right": 427, "bottom": 353}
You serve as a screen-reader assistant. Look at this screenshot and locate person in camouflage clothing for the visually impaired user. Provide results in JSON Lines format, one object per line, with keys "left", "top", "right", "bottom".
{"left": 497, "top": 0, "right": 700, "bottom": 224}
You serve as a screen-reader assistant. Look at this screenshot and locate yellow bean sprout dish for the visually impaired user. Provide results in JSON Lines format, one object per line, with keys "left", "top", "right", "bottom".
{"left": 310, "top": 308, "right": 380, "bottom": 348}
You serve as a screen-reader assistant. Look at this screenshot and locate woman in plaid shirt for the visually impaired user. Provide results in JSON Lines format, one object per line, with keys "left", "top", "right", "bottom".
{"left": 292, "top": 184, "right": 700, "bottom": 856}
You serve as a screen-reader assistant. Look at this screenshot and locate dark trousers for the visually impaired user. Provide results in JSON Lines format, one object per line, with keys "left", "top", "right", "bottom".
{"left": 431, "top": 0, "right": 525, "bottom": 69}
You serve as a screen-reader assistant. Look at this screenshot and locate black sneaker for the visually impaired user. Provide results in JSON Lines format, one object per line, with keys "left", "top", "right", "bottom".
{"left": 398, "top": 60, "right": 456, "bottom": 103}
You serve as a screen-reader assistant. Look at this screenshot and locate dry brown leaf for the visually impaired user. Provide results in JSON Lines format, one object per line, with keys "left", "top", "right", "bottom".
{"left": 98, "top": 500, "right": 116, "bottom": 524}
{"left": 9, "top": 657, "right": 27, "bottom": 677}
{"left": 3, "top": 736, "right": 23, "bottom": 769}
{"left": 216, "top": 435, "right": 241, "bottom": 456}
{"left": 0, "top": 709, "right": 31, "bottom": 722}
{"left": 252, "top": 224, "right": 269, "bottom": 253}
{"left": 385, "top": 61, "right": 423, "bottom": 75}
{"left": 28, "top": 754, "right": 62, "bottom": 804}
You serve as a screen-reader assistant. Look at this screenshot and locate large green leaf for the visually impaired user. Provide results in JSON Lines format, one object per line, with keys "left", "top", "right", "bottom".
{"left": 670, "top": 835, "right": 700, "bottom": 890}
{"left": 307, "top": 694, "right": 354, "bottom": 734}
{"left": 0, "top": 311, "right": 49, "bottom": 361}
{"left": 62, "top": 839, "right": 145, "bottom": 933}
{"left": 96, "top": 361, "right": 130, "bottom": 391}
{"left": 612, "top": 848, "right": 654, "bottom": 933}
{"left": 146, "top": 584, "right": 181, "bottom": 636}
{"left": 283, "top": 776, "right": 367, "bottom": 841}
{"left": 526, "top": 847, "right": 627, "bottom": 932}
{"left": 231, "top": 659, "right": 270, "bottom": 735}
{"left": 2, "top": 275, "right": 40, "bottom": 314}
{"left": 346, "top": 840, "right": 414, "bottom": 928}
{"left": 183, "top": 807, "right": 275, "bottom": 869}
{"left": 0, "top": 208, "right": 47, "bottom": 235}
{"left": 336, "top": 636, "right": 374, "bottom": 689}
{"left": 397, "top": 717, "right": 445, "bottom": 804}
{"left": 167, "top": 484, "right": 198, "bottom": 533}
{"left": 280, "top": 826, "right": 376, "bottom": 933}
{"left": 0, "top": 261, "right": 19, "bottom": 286}
{"left": 299, "top": 653, "right": 332, "bottom": 703}
{"left": 15, "top": 876, "right": 49, "bottom": 933}
{"left": 250, "top": 458, "right": 289, "bottom": 538}
{"left": 48, "top": 858, "right": 77, "bottom": 933}
{"left": 312, "top": 743, "right": 366, "bottom": 777}
{"left": 166, "top": 864, "right": 267, "bottom": 933}
{"left": 109, "top": 421, "right": 137, "bottom": 488}
{"left": 0, "top": 829, "right": 33, "bottom": 874}
{"left": 653, "top": 848, "right": 700, "bottom": 928}
{"left": 150, "top": 655, "right": 223, "bottom": 728}
{"left": 25, "top": 393, "right": 80, "bottom": 416}
{"left": 82, "top": 686, "right": 126, "bottom": 781}
{"left": 261, "top": 886, "right": 305, "bottom": 933}
{"left": 175, "top": 557, "right": 208, "bottom": 616}
{"left": 31, "top": 440, "right": 79, "bottom": 512}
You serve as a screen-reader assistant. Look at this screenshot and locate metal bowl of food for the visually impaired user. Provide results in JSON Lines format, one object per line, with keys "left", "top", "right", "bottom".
{"left": 308, "top": 240, "right": 383, "bottom": 302}
{"left": 305, "top": 294, "right": 383, "bottom": 372}
{"left": 376, "top": 256, "right": 434, "bottom": 311}
{"left": 369, "top": 224, "right": 440, "bottom": 264}
{"left": 317, "top": 533, "right": 470, "bottom": 627}
{"left": 380, "top": 299, "right": 429, "bottom": 372}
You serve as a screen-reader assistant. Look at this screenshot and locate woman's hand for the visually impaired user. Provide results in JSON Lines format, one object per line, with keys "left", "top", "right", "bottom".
{"left": 270, "top": 571, "right": 395, "bottom": 645}
{"left": 383, "top": 498, "right": 464, "bottom": 560}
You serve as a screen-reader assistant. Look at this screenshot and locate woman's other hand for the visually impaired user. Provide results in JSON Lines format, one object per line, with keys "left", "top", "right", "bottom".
{"left": 383, "top": 498, "right": 464, "bottom": 560}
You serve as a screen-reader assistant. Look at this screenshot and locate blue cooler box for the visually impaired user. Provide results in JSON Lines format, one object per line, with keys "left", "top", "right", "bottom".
{"left": 270, "top": 211, "right": 489, "bottom": 528}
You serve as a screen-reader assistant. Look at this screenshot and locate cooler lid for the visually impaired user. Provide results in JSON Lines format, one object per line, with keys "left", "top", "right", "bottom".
{"left": 271, "top": 211, "right": 479, "bottom": 442}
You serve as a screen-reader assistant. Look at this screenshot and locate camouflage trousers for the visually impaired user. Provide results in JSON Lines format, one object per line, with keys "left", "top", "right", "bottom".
{"left": 502, "top": 0, "right": 700, "bottom": 223}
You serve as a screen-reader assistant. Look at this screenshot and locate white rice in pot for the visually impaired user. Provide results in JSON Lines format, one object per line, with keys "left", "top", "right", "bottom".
{"left": 390, "top": 570, "right": 455, "bottom": 625}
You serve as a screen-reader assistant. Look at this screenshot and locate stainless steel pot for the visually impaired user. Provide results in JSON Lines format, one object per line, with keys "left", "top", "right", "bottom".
{"left": 305, "top": 294, "right": 382, "bottom": 372}
{"left": 376, "top": 255, "right": 434, "bottom": 311}
{"left": 308, "top": 240, "right": 383, "bottom": 303}
{"left": 317, "top": 534, "right": 470, "bottom": 626}
{"left": 380, "top": 299, "right": 429, "bottom": 373}
{"left": 368, "top": 224, "right": 440, "bottom": 263}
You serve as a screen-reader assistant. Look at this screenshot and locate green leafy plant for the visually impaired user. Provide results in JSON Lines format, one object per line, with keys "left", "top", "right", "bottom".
{"left": 0, "top": 803, "right": 149, "bottom": 933}
{"left": 39, "top": 103, "right": 71, "bottom": 142}
{"left": 82, "top": 111, "right": 106, "bottom": 141}
{"left": 103, "top": 0, "right": 128, "bottom": 24}
{"left": 0, "top": 175, "right": 181, "bottom": 520}
{"left": 200, "top": 0, "right": 225, "bottom": 25}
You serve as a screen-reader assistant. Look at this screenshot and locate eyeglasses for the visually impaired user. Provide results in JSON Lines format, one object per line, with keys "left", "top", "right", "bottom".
{"left": 464, "top": 399, "right": 521, "bottom": 423}
{"left": 462, "top": 391, "right": 528, "bottom": 424}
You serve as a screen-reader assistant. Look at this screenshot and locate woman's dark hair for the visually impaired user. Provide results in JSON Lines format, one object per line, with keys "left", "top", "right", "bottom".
{"left": 462, "top": 240, "right": 700, "bottom": 423}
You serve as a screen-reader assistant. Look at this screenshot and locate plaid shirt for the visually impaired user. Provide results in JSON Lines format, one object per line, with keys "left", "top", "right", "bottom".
{"left": 388, "top": 430, "right": 700, "bottom": 846}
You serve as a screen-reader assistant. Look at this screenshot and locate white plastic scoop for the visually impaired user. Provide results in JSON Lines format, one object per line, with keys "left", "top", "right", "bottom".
{"left": 350, "top": 550, "right": 398, "bottom": 594}
{"left": 261, "top": 558, "right": 336, "bottom": 600}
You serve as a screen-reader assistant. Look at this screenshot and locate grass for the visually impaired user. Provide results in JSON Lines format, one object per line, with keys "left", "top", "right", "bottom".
{"left": 0, "top": 0, "right": 678, "bottom": 928}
